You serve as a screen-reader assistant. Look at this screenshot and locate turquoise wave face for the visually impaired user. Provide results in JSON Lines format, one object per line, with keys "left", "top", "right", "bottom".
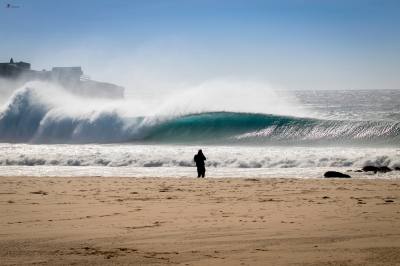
{"left": 141, "top": 112, "right": 400, "bottom": 145}
{"left": 142, "top": 112, "right": 317, "bottom": 142}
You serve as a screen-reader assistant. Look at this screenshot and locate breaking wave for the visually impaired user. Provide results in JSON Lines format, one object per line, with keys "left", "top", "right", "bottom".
{"left": 0, "top": 85, "right": 399, "bottom": 145}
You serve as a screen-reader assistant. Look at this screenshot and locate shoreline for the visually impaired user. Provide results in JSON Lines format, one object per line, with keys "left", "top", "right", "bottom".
{"left": 0, "top": 167, "right": 399, "bottom": 179}
{"left": 1, "top": 176, "right": 400, "bottom": 265}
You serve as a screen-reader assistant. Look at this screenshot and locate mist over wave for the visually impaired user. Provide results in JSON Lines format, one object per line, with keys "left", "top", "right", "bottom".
{"left": 0, "top": 81, "right": 399, "bottom": 145}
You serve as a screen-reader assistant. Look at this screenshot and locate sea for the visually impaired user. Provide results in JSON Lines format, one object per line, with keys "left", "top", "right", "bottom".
{"left": 0, "top": 81, "right": 399, "bottom": 178}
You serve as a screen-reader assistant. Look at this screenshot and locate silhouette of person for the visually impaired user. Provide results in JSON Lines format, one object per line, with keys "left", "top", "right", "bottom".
{"left": 194, "top": 149, "right": 206, "bottom": 178}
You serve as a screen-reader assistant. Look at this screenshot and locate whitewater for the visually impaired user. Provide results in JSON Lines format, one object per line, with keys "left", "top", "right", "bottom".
{"left": 0, "top": 81, "right": 399, "bottom": 178}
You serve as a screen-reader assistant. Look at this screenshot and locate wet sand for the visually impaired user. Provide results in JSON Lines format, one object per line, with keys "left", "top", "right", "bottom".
{"left": 1, "top": 176, "right": 400, "bottom": 265}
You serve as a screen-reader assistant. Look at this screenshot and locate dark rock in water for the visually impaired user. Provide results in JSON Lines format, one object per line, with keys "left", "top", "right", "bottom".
{"left": 379, "top": 166, "right": 392, "bottom": 173}
{"left": 395, "top": 167, "right": 400, "bottom": 171}
{"left": 324, "top": 171, "right": 351, "bottom": 178}
{"left": 362, "top": 166, "right": 392, "bottom": 173}
{"left": 362, "top": 166, "right": 379, "bottom": 173}
{"left": 354, "top": 170, "right": 363, "bottom": 172}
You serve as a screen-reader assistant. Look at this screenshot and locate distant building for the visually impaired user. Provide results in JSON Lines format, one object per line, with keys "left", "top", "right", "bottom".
{"left": 52, "top": 67, "right": 83, "bottom": 80}
{"left": 0, "top": 58, "right": 31, "bottom": 78}
{"left": 51, "top": 67, "right": 83, "bottom": 87}
{"left": 0, "top": 58, "right": 124, "bottom": 99}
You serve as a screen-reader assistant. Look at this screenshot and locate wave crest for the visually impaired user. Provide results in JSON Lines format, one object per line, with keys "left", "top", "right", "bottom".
{"left": 0, "top": 85, "right": 399, "bottom": 145}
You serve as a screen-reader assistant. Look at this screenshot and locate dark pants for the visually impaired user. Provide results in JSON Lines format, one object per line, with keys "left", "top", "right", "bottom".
{"left": 197, "top": 166, "right": 205, "bottom": 178}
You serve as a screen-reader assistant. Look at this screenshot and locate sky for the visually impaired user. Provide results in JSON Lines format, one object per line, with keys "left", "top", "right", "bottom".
{"left": 0, "top": 0, "right": 399, "bottom": 92}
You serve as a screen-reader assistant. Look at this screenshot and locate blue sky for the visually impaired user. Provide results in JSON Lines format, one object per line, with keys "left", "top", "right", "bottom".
{"left": 0, "top": 0, "right": 399, "bottom": 90}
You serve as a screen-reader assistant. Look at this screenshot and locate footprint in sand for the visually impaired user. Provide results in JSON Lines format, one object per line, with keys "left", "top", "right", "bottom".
{"left": 30, "top": 190, "right": 48, "bottom": 195}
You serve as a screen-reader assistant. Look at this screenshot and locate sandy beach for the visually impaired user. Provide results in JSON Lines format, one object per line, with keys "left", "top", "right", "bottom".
{"left": 1, "top": 176, "right": 400, "bottom": 265}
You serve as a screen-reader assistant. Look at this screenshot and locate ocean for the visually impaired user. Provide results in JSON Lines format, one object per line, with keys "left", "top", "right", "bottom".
{"left": 0, "top": 82, "right": 399, "bottom": 178}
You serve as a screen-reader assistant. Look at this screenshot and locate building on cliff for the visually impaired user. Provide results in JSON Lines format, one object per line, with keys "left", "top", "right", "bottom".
{"left": 0, "top": 58, "right": 124, "bottom": 99}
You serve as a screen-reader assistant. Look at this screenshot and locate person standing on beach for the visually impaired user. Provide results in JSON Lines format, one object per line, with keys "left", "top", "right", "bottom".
{"left": 194, "top": 149, "right": 206, "bottom": 178}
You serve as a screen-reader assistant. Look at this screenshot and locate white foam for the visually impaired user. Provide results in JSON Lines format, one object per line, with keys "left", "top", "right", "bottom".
{"left": 0, "top": 143, "right": 399, "bottom": 178}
